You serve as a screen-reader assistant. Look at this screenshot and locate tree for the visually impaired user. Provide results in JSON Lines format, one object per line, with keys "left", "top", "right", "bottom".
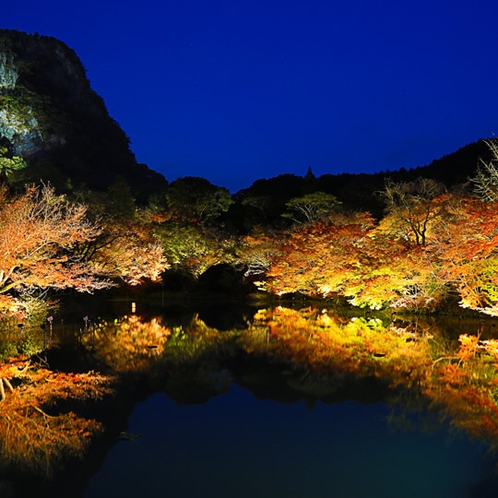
{"left": 380, "top": 178, "right": 448, "bottom": 245}
{"left": 342, "top": 233, "right": 444, "bottom": 311}
{"left": 0, "top": 184, "right": 108, "bottom": 313}
{"left": 238, "top": 232, "right": 280, "bottom": 278}
{"left": 282, "top": 191, "right": 342, "bottom": 224}
{"left": 85, "top": 219, "right": 168, "bottom": 286}
{"left": 71, "top": 187, "right": 169, "bottom": 287}
{"left": 434, "top": 196, "right": 498, "bottom": 315}
{"left": 0, "top": 184, "right": 168, "bottom": 315}
{"left": 471, "top": 138, "right": 498, "bottom": 201}
{"left": 166, "top": 177, "right": 233, "bottom": 225}
{"left": 154, "top": 221, "right": 233, "bottom": 278}
{"left": 263, "top": 212, "right": 375, "bottom": 297}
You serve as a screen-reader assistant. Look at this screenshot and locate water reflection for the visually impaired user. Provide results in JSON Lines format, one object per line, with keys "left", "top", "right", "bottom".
{"left": 82, "top": 315, "right": 170, "bottom": 373}
{"left": 80, "top": 308, "right": 498, "bottom": 498}
{"left": 2, "top": 303, "right": 498, "bottom": 496}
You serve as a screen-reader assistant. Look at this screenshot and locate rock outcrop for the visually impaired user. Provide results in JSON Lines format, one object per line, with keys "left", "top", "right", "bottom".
{"left": 0, "top": 29, "right": 167, "bottom": 200}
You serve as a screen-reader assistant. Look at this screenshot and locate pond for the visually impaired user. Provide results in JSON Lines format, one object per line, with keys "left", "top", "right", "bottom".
{"left": 2, "top": 295, "right": 498, "bottom": 497}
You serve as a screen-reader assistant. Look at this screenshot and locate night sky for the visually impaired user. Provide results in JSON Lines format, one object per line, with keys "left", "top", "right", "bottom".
{"left": 3, "top": 1, "right": 498, "bottom": 192}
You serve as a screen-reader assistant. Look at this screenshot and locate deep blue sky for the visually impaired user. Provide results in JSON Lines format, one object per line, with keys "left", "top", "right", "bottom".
{"left": 3, "top": 1, "right": 498, "bottom": 192}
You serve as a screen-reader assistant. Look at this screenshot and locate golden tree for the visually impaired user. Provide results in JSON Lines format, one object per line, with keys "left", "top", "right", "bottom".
{"left": 434, "top": 196, "right": 498, "bottom": 315}
{"left": 262, "top": 212, "right": 375, "bottom": 297}
{"left": 380, "top": 178, "right": 449, "bottom": 245}
{"left": 85, "top": 219, "right": 168, "bottom": 285}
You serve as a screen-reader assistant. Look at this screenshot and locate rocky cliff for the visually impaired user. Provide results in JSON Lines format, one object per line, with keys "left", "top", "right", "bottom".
{"left": 0, "top": 29, "right": 167, "bottom": 200}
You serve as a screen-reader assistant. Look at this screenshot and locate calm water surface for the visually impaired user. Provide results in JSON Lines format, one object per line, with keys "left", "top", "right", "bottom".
{"left": 84, "top": 385, "right": 497, "bottom": 498}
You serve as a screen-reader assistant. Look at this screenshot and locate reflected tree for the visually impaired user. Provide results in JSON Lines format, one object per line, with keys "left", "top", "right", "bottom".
{"left": 0, "top": 360, "right": 113, "bottom": 476}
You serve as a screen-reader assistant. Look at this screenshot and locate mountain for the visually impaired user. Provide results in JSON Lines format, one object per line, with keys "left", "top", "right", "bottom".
{"left": 0, "top": 29, "right": 167, "bottom": 200}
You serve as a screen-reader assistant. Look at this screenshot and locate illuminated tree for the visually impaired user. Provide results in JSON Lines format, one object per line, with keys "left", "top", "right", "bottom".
{"left": 380, "top": 178, "right": 448, "bottom": 245}
{"left": 282, "top": 191, "right": 342, "bottom": 224}
{"left": 342, "top": 234, "right": 445, "bottom": 311}
{"left": 471, "top": 138, "right": 498, "bottom": 201}
{"left": 70, "top": 187, "right": 169, "bottom": 287}
{"left": 263, "top": 212, "right": 375, "bottom": 297}
{"left": 257, "top": 208, "right": 448, "bottom": 311}
{"left": 238, "top": 232, "right": 280, "bottom": 278}
{"left": 0, "top": 184, "right": 108, "bottom": 313}
{"left": 85, "top": 219, "right": 167, "bottom": 286}
{"left": 154, "top": 221, "right": 233, "bottom": 278}
{"left": 434, "top": 196, "right": 498, "bottom": 315}
{"left": 0, "top": 184, "right": 168, "bottom": 315}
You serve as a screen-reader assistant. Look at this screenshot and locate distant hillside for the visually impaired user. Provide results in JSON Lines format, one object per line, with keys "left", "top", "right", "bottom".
{"left": 321, "top": 140, "right": 490, "bottom": 213}
{"left": 402, "top": 140, "right": 490, "bottom": 185}
{"left": 0, "top": 29, "right": 167, "bottom": 200}
{"left": 233, "top": 139, "right": 490, "bottom": 225}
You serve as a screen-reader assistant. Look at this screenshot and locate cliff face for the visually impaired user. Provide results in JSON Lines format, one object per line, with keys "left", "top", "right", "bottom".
{"left": 0, "top": 29, "right": 167, "bottom": 199}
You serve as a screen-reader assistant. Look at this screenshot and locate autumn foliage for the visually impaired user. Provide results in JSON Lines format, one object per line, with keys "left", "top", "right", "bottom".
{"left": 0, "top": 185, "right": 105, "bottom": 313}
{"left": 0, "top": 359, "right": 114, "bottom": 476}
{"left": 245, "top": 187, "right": 498, "bottom": 315}
{"left": 84, "top": 315, "right": 171, "bottom": 373}
{"left": 0, "top": 184, "right": 168, "bottom": 317}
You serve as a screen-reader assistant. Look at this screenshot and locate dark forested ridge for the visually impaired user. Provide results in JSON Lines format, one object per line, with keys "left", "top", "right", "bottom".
{"left": 233, "top": 140, "right": 489, "bottom": 226}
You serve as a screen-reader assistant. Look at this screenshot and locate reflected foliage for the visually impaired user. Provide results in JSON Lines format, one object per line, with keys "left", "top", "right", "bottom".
{"left": 0, "top": 359, "right": 113, "bottom": 477}
{"left": 241, "top": 307, "right": 498, "bottom": 452}
{"left": 75, "top": 306, "right": 498, "bottom": 454}
{"left": 82, "top": 315, "right": 171, "bottom": 373}
{"left": 4, "top": 304, "right": 498, "bottom": 483}
{"left": 82, "top": 306, "right": 498, "bottom": 453}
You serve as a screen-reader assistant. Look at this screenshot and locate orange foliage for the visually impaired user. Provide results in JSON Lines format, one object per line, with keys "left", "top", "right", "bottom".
{"left": 263, "top": 213, "right": 375, "bottom": 297}
{"left": 0, "top": 185, "right": 112, "bottom": 316}
{"left": 0, "top": 185, "right": 169, "bottom": 316}
{"left": 88, "top": 220, "right": 168, "bottom": 286}
{"left": 0, "top": 360, "right": 114, "bottom": 476}
{"left": 434, "top": 197, "right": 498, "bottom": 314}
{"left": 0, "top": 185, "right": 106, "bottom": 297}
{"left": 84, "top": 315, "right": 171, "bottom": 373}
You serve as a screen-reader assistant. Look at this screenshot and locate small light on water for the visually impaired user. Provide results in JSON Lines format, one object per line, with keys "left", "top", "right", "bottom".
{"left": 131, "top": 302, "right": 136, "bottom": 313}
